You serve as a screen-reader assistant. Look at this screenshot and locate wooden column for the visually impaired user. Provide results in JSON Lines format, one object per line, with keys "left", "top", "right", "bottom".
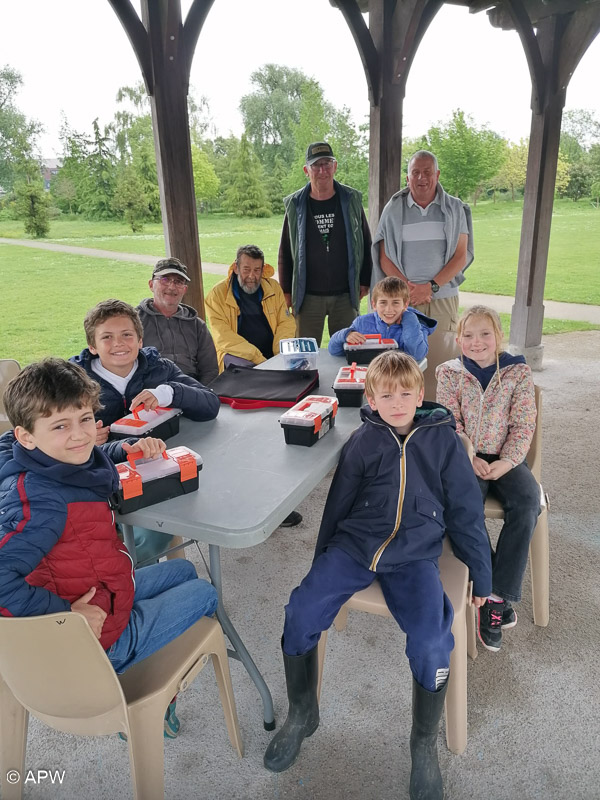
{"left": 108, "top": 0, "right": 214, "bottom": 317}
{"left": 506, "top": 3, "right": 600, "bottom": 367}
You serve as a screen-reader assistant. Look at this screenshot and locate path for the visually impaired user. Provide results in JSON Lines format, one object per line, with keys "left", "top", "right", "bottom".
{"left": 2, "top": 236, "right": 600, "bottom": 324}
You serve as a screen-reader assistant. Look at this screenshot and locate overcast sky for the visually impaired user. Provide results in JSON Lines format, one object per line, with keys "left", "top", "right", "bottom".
{"left": 2, "top": 0, "right": 599, "bottom": 157}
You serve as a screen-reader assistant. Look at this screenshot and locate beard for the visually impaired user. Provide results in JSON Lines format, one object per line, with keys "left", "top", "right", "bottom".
{"left": 237, "top": 274, "right": 260, "bottom": 295}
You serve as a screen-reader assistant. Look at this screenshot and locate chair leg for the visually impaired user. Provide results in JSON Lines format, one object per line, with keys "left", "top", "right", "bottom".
{"left": 466, "top": 605, "right": 478, "bottom": 661}
{"left": 529, "top": 508, "right": 550, "bottom": 627}
{"left": 316, "top": 630, "right": 329, "bottom": 704}
{"left": 126, "top": 704, "right": 167, "bottom": 800}
{"left": 0, "top": 677, "right": 28, "bottom": 800}
{"left": 333, "top": 603, "right": 349, "bottom": 632}
{"left": 165, "top": 536, "right": 186, "bottom": 561}
{"left": 445, "top": 612, "right": 467, "bottom": 755}
{"left": 209, "top": 630, "right": 244, "bottom": 757}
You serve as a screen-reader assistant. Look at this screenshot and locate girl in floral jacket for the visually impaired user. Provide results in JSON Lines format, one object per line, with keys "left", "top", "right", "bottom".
{"left": 436, "top": 305, "right": 540, "bottom": 653}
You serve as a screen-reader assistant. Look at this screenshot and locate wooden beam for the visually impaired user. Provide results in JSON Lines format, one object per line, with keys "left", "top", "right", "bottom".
{"left": 558, "top": 3, "right": 600, "bottom": 90}
{"left": 393, "top": 0, "right": 443, "bottom": 95}
{"left": 182, "top": 0, "right": 216, "bottom": 84}
{"left": 141, "top": 0, "right": 206, "bottom": 316}
{"left": 107, "top": 0, "right": 154, "bottom": 93}
{"left": 504, "top": 0, "right": 546, "bottom": 113}
{"left": 334, "top": 0, "right": 380, "bottom": 103}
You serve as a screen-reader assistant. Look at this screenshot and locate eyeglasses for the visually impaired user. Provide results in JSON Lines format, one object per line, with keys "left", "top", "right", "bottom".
{"left": 309, "top": 160, "right": 335, "bottom": 172}
{"left": 156, "top": 275, "right": 187, "bottom": 287}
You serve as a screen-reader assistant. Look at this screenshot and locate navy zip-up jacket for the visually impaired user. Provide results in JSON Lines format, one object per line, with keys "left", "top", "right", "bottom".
{"left": 70, "top": 346, "right": 220, "bottom": 426}
{"left": 314, "top": 402, "right": 492, "bottom": 598}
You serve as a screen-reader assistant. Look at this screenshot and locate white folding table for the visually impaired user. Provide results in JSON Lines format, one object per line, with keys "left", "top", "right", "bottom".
{"left": 117, "top": 351, "right": 426, "bottom": 729}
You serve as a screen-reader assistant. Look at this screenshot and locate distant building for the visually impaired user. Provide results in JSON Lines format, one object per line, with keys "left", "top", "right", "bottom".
{"left": 41, "top": 158, "right": 62, "bottom": 191}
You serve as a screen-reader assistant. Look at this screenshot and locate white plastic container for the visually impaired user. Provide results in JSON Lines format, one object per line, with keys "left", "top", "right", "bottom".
{"left": 279, "top": 395, "right": 338, "bottom": 446}
{"left": 333, "top": 363, "right": 368, "bottom": 407}
{"left": 109, "top": 405, "right": 183, "bottom": 441}
{"left": 279, "top": 337, "right": 319, "bottom": 370}
{"left": 343, "top": 334, "right": 398, "bottom": 364}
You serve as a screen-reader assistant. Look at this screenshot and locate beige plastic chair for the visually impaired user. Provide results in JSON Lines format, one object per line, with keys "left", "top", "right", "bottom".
{"left": 459, "top": 385, "right": 549, "bottom": 629}
{"left": 423, "top": 331, "right": 460, "bottom": 402}
{"left": 317, "top": 537, "right": 477, "bottom": 755}
{"left": 0, "top": 613, "right": 243, "bottom": 800}
{"left": 0, "top": 359, "right": 21, "bottom": 435}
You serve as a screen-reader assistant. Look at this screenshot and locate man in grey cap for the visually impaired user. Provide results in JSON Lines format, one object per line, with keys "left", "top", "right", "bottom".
{"left": 137, "top": 257, "right": 219, "bottom": 385}
{"left": 278, "top": 142, "right": 372, "bottom": 346}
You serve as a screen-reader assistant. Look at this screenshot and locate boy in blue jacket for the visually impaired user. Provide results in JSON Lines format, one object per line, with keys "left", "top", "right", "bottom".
{"left": 264, "top": 351, "right": 491, "bottom": 800}
{"left": 70, "top": 298, "right": 220, "bottom": 445}
{"left": 328, "top": 277, "right": 436, "bottom": 362}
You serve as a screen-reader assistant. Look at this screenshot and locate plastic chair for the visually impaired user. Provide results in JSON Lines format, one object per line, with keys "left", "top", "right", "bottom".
{"left": 0, "top": 613, "right": 243, "bottom": 800}
{"left": 0, "top": 359, "right": 21, "bottom": 435}
{"left": 423, "top": 331, "right": 460, "bottom": 402}
{"left": 317, "top": 537, "right": 477, "bottom": 755}
{"left": 458, "top": 385, "right": 549, "bottom": 628}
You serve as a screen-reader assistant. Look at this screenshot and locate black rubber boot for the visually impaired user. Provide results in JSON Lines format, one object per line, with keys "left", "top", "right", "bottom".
{"left": 409, "top": 677, "right": 448, "bottom": 800}
{"left": 263, "top": 642, "right": 319, "bottom": 773}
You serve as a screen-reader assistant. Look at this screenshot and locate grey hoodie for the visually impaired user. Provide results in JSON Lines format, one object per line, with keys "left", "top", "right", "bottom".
{"left": 137, "top": 298, "right": 219, "bottom": 385}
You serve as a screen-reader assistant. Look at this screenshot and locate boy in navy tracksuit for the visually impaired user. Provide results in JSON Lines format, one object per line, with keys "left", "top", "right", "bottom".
{"left": 328, "top": 276, "right": 436, "bottom": 362}
{"left": 264, "top": 351, "right": 491, "bottom": 800}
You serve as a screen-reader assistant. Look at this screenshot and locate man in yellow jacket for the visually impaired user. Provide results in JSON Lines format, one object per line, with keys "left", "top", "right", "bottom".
{"left": 206, "top": 244, "right": 296, "bottom": 373}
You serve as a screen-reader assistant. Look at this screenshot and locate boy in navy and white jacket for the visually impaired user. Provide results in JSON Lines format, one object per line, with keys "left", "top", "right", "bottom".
{"left": 264, "top": 351, "right": 491, "bottom": 800}
{"left": 328, "top": 276, "right": 436, "bottom": 362}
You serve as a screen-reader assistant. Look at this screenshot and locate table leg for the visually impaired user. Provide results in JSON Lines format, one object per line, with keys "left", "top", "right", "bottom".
{"left": 209, "top": 544, "right": 275, "bottom": 731}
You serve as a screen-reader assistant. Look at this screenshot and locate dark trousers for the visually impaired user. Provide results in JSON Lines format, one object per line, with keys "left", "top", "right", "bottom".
{"left": 295, "top": 293, "right": 357, "bottom": 347}
{"left": 477, "top": 460, "right": 541, "bottom": 602}
{"left": 283, "top": 546, "right": 454, "bottom": 692}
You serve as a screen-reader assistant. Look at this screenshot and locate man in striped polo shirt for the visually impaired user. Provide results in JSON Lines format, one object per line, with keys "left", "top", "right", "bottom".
{"left": 371, "top": 150, "right": 474, "bottom": 334}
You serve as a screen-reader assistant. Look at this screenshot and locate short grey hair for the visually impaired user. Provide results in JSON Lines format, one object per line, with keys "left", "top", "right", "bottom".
{"left": 407, "top": 150, "right": 439, "bottom": 173}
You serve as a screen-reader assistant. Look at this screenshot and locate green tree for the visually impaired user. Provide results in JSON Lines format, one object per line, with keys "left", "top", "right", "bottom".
{"left": 240, "top": 64, "right": 316, "bottom": 172}
{"left": 191, "top": 144, "right": 220, "bottom": 210}
{"left": 224, "top": 134, "right": 271, "bottom": 217}
{"left": 492, "top": 139, "right": 529, "bottom": 201}
{"left": 52, "top": 120, "right": 89, "bottom": 215}
{"left": 329, "top": 110, "right": 369, "bottom": 198}
{"left": 14, "top": 179, "right": 50, "bottom": 237}
{"left": 426, "top": 110, "right": 507, "bottom": 200}
{"left": 564, "top": 159, "right": 593, "bottom": 201}
{"left": 78, "top": 119, "right": 117, "bottom": 219}
{"left": 113, "top": 165, "right": 150, "bottom": 232}
{"left": 265, "top": 154, "right": 287, "bottom": 214}
{"left": 0, "top": 66, "right": 42, "bottom": 193}
{"left": 284, "top": 82, "right": 330, "bottom": 195}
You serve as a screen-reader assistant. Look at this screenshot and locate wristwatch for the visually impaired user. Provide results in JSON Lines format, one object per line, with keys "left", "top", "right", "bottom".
{"left": 430, "top": 280, "right": 440, "bottom": 293}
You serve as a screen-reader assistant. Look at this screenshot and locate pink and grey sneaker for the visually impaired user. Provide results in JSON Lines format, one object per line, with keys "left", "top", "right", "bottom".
{"left": 477, "top": 598, "right": 504, "bottom": 651}
{"left": 502, "top": 600, "right": 517, "bottom": 630}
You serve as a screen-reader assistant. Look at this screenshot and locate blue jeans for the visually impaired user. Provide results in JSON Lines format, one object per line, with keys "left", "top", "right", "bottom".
{"left": 477, "top": 459, "right": 541, "bottom": 602}
{"left": 283, "top": 547, "right": 454, "bottom": 692}
{"left": 107, "top": 559, "right": 218, "bottom": 673}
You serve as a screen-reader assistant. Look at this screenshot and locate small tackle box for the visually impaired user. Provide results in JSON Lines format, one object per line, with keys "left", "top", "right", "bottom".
{"left": 343, "top": 334, "right": 398, "bottom": 364}
{"left": 111, "top": 446, "right": 203, "bottom": 514}
{"left": 333, "top": 362, "right": 368, "bottom": 407}
{"left": 279, "top": 395, "right": 338, "bottom": 446}
{"left": 279, "top": 337, "right": 319, "bottom": 370}
{"left": 109, "top": 405, "right": 183, "bottom": 441}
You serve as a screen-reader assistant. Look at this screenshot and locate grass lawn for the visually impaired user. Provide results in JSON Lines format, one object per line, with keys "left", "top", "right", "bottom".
{"left": 1, "top": 244, "right": 598, "bottom": 367}
{"left": 1, "top": 198, "right": 599, "bottom": 304}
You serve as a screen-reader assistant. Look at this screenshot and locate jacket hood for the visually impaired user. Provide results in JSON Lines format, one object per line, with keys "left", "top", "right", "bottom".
{"left": 359, "top": 401, "right": 455, "bottom": 433}
{"left": 227, "top": 261, "right": 275, "bottom": 279}
{"left": 137, "top": 297, "right": 198, "bottom": 321}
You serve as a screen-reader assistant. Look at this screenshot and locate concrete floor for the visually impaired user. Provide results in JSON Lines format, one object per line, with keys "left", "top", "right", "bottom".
{"left": 11, "top": 331, "right": 600, "bottom": 800}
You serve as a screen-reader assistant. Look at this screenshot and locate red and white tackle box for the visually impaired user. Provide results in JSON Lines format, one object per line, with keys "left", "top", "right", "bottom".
{"left": 111, "top": 446, "right": 202, "bottom": 514}
{"left": 333, "top": 362, "right": 367, "bottom": 407}
{"left": 109, "top": 405, "right": 183, "bottom": 441}
{"left": 343, "top": 334, "right": 398, "bottom": 364}
{"left": 279, "top": 395, "right": 338, "bottom": 446}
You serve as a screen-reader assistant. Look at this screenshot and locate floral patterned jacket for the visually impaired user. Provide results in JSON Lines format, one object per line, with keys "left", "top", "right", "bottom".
{"left": 435, "top": 357, "right": 536, "bottom": 467}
